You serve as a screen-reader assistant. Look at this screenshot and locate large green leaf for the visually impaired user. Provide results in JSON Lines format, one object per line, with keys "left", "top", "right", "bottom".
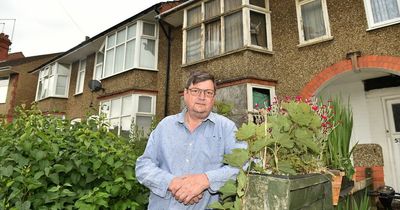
{"left": 236, "top": 123, "right": 257, "bottom": 141}
{"left": 223, "top": 149, "right": 249, "bottom": 168}
{"left": 219, "top": 179, "right": 237, "bottom": 200}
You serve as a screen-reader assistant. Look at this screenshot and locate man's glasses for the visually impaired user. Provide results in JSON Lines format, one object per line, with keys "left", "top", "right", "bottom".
{"left": 187, "top": 88, "right": 215, "bottom": 98}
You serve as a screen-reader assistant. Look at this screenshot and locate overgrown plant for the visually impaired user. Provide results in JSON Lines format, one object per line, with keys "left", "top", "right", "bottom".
{"left": 209, "top": 97, "right": 335, "bottom": 209}
{"left": 0, "top": 105, "right": 148, "bottom": 209}
{"left": 325, "top": 97, "right": 355, "bottom": 179}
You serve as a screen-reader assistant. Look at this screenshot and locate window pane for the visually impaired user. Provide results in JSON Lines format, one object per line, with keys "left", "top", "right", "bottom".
{"left": 107, "top": 34, "right": 116, "bottom": 48}
{"left": 0, "top": 77, "right": 8, "bottom": 103}
{"left": 114, "top": 45, "right": 125, "bottom": 73}
{"left": 95, "top": 65, "right": 103, "bottom": 80}
{"left": 109, "top": 118, "right": 120, "bottom": 135}
{"left": 136, "top": 115, "right": 152, "bottom": 133}
{"left": 96, "top": 52, "right": 104, "bottom": 64}
{"left": 392, "top": 103, "right": 400, "bottom": 132}
{"left": 371, "top": 0, "right": 400, "bottom": 23}
{"left": 250, "top": 11, "right": 267, "bottom": 48}
{"left": 120, "top": 116, "right": 132, "bottom": 138}
{"left": 122, "top": 96, "right": 132, "bottom": 115}
{"left": 110, "top": 98, "right": 121, "bottom": 118}
{"left": 57, "top": 63, "right": 69, "bottom": 75}
{"left": 80, "top": 59, "right": 86, "bottom": 70}
{"left": 100, "top": 101, "right": 110, "bottom": 117}
{"left": 225, "top": 12, "right": 243, "bottom": 52}
{"left": 186, "top": 27, "right": 201, "bottom": 63}
{"left": 301, "top": 0, "right": 326, "bottom": 41}
{"left": 205, "top": 21, "right": 221, "bottom": 58}
{"left": 127, "top": 24, "right": 137, "bottom": 39}
{"left": 116, "top": 29, "right": 126, "bottom": 45}
{"left": 224, "top": 0, "right": 241, "bottom": 12}
{"left": 56, "top": 75, "right": 67, "bottom": 96}
{"left": 250, "top": 0, "right": 265, "bottom": 8}
{"left": 187, "top": 6, "right": 201, "bottom": 26}
{"left": 125, "top": 40, "right": 136, "bottom": 69}
{"left": 138, "top": 96, "right": 152, "bottom": 113}
{"left": 76, "top": 71, "right": 85, "bottom": 93}
{"left": 104, "top": 49, "right": 114, "bottom": 77}
{"left": 252, "top": 87, "right": 270, "bottom": 109}
{"left": 140, "top": 39, "right": 156, "bottom": 69}
{"left": 143, "top": 23, "right": 155, "bottom": 36}
{"left": 205, "top": 0, "right": 220, "bottom": 20}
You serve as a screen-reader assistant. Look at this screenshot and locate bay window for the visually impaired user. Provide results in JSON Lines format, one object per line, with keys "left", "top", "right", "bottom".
{"left": 100, "top": 94, "right": 156, "bottom": 137}
{"left": 36, "top": 63, "right": 71, "bottom": 100}
{"left": 183, "top": 0, "right": 272, "bottom": 64}
{"left": 296, "top": 0, "right": 332, "bottom": 45}
{"left": 0, "top": 77, "right": 9, "bottom": 103}
{"left": 94, "top": 21, "right": 158, "bottom": 80}
{"left": 364, "top": 0, "right": 400, "bottom": 29}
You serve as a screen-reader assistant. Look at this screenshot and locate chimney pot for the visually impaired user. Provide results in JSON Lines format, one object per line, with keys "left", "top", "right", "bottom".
{"left": 0, "top": 33, "right": 12, "bottom": 61}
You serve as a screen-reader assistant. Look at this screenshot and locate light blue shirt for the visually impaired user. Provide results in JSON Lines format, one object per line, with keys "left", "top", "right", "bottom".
{"left": 135, "top": 110, "right": 245, "bottom": 210}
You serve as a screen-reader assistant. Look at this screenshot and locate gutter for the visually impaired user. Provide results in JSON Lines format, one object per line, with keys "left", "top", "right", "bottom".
{"left": 156, "top": 8, "right": 173, "bottom": 117}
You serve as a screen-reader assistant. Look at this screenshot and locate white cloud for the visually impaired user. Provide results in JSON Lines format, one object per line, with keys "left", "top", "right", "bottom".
{"left": 1, "top": 0, "right": 162, "bottom": 56}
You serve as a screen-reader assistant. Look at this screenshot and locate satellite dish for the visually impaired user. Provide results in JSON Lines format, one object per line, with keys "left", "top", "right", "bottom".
{"left": 88, "top": 80, "right": 103, "bottom": 92}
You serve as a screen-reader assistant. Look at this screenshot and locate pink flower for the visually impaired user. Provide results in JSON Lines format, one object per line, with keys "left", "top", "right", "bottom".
{"left": 312, "top": 105, "right": 318, "bottom": 111}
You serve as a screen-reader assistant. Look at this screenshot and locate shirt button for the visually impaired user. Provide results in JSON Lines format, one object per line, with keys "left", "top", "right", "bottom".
{"left": 186, "top": 159, "right": 189, "bottom": 163}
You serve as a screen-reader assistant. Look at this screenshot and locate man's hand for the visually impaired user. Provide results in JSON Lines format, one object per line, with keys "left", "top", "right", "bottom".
{"left": 172, "top": 174, "right": 210, "bottom": 205}
{"left": 168, "top": 176, "right": 188, "bottom": 195}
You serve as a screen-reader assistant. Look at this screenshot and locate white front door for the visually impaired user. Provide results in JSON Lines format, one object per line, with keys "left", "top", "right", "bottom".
{"left": 384, "top": 97, "right": 400, "bottom": 191}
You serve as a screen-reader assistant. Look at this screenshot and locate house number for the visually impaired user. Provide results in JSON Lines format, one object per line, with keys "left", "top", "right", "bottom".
{"left": 395, "top": 138, "right": 400, "bottom": 144}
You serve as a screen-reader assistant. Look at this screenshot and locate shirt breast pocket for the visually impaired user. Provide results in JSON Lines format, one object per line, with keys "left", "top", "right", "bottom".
{"left": 203, "top": 134, "right": 224, "bottom": 166}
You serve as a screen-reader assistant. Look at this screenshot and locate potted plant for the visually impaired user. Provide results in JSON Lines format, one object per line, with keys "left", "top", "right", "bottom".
{"left": 209, "top": 97, "right": 335, "bottom": 210}
{"left": 324, "top": 97, "right": 356, "bottom": 205}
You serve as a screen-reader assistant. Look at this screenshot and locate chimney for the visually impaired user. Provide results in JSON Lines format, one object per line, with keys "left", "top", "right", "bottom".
{"left": 0, "top": 33, "right": 12, "bottom": 61}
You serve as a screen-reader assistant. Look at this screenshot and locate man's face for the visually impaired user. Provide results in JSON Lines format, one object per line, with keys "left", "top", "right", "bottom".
{"left": 184, "top": 80, "right": 215, "bottom": 119}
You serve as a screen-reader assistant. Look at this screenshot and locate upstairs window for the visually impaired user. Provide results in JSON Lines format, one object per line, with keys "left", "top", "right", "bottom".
{"left": 36, "top": 63, "right": 71, "bottom": 101}
{"left": 100, "top": 94, "right": 156, "bottom": 138}
{"left": 183, "top": 0, "right": 272, "bottom": 64}
{"left": 95, "top": 21, "right": 158, "bottom": 80}
{"left": 0, "top": 77, "right": 9, "bottom": 103}
{"left": 364, "top": 0, "right": 400, "bottom": 29}
{"left": 75, "top": 59, "right": 86, "bottom": 94}
{"left": 296, "top": 0, "right": 332, "bottom": 45}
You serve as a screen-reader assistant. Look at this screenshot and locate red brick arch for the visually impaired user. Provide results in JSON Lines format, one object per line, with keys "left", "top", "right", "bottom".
{"left": 300, "top": 55, "right": 400, "bottom": 98}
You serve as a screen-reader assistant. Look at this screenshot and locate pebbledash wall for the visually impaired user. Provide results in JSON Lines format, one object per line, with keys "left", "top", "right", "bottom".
{"left": 164, "top": 0, "right": 400, "bottom": 115}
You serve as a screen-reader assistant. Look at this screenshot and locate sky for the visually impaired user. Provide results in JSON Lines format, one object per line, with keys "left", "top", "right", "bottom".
{"left": 1, "top": 0, "right": 163, "bottom": 57}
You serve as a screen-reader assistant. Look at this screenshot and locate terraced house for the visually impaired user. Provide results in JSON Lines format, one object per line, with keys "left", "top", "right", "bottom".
{"left": 31, "top": 0, "right": 399, "bottom": 194}
{"left": 0, "top": 33, "right": 60, "bottom": 122}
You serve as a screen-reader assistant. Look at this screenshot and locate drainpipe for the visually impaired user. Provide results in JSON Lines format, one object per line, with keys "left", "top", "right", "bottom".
{"left": 157, "top": 17, "right": 172, "bottom": 117}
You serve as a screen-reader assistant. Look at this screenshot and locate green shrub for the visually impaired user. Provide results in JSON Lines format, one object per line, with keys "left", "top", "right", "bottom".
{"left": 0, "top": 106, "right": 148, "bottom": 210}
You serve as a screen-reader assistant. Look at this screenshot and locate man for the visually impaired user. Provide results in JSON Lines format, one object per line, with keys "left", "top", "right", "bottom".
{"left": 135, "top": 71, "right": 245, "bottom": 209}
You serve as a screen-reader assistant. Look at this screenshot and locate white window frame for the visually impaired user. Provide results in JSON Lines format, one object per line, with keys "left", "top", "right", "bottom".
{"left": 0, "top": 77, "right": 9, "bottom": 104}
{"left": 97, "top": 20, "right": 159, "bottom": 80}
{"left": 182, "top": 0, "right": 272, "bottom": 64}
{"left": 246, "top": 83, "right": 276, "bottom": 112}
{"left": 99, "top": 93, "right": 156, "bottom": 136}
{"left": 295, "top": 0, "right": 332, "bottom": 47}
{"left": 363, "top": 0, "right": 400, "bottom": 30}
{"left": 35, "top": 63, "right": 71, "bottom": 101}
{"left": 75, "top": 59, "right": 86, "bottom": 94}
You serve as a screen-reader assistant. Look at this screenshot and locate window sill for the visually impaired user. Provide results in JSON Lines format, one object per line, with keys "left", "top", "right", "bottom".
{"left": 36, "top": 96, "right": 68, "bottom": 102}
{"left": 100, "top": 67, "right": 158, "bottom": 81}
{"left": 367, "top": 19, "right": 400, "bottom": 31}
{"left": 182, "top": 47, "right": 273, "bottom": 68}
{"left": 74, "top": 92, "right": 83, "bottom": 96}
{"left": 297, "top": 36, "right": 334, "bottom": 48}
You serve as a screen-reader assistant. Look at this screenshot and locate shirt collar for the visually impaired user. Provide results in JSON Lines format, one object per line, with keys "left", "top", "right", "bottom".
{"left": 177, "top": 108, "right": 216, "bottom": 124}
